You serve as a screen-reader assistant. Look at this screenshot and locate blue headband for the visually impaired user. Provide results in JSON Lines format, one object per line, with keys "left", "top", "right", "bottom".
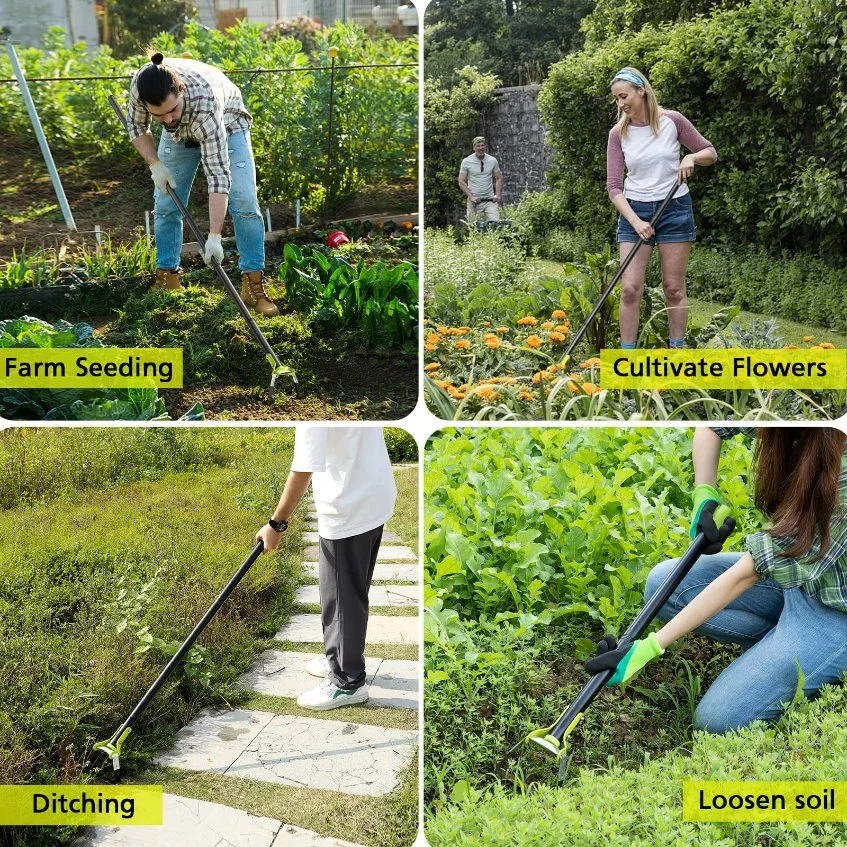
{"left": 612, "top": 70, "right": 644, "bottom": 87}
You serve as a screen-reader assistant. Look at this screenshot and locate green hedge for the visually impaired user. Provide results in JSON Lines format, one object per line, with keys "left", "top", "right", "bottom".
{"left": 538, "top": 0, "right": 847, "bottom": 256}
{"left": 384, "top": 427, "right": 418, "bottom": 463}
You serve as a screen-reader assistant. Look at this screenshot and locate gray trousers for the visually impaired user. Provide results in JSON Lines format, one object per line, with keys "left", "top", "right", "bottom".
{"left": 319, "top": 525, "right": 384, "bottom": 690}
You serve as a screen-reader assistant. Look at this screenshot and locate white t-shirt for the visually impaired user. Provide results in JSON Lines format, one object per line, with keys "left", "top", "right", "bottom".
{"left": 291, "top": 427, "right": 396, "bottom": 540}
{"left": 459, "top": 153, "right": 500, "bottom": 199}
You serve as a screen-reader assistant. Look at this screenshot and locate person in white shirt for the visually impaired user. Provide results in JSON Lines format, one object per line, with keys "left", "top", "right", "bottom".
{"left": 458, "top": 137, "right": 503, "bottom": 223}
{"left": 256, "top": 426, "right": 397, "bottom": 710}
{"left": 606, "top": 67, "right": 717, "bottom": 349}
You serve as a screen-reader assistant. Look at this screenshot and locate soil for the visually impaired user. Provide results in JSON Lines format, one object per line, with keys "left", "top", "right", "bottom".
{"left": 163, "top": 346, "right": 417, "bottom": 421}
{"left": 0, "top": 137, "right": 417, "bottom": 255}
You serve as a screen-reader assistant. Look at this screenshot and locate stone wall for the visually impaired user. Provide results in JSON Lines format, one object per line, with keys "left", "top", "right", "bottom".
{"left": 479, "top": 85, "right": 553, "bottom": 207}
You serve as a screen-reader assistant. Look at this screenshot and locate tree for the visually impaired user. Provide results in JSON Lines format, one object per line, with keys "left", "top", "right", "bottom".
{"left": 425, "top": 0, "right": 595, "bottom": 88}
{"left": 104, "top": 0, "right": 196, "bottom": 59}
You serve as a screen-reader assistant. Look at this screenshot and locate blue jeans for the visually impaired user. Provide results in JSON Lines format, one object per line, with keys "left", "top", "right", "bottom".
{"left": 154, "top": 129, "right": 265, "bottom": 272}
{"left": 645, "top": 553, "right": 847, "bottom": 733}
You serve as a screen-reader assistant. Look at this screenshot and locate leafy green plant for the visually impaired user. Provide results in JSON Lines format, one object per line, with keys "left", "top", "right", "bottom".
{"left": 0, "top": 316, "right": 203, "bottom": 421}
{"left": 278, "top": 243, "right": 418, "bottom": 348}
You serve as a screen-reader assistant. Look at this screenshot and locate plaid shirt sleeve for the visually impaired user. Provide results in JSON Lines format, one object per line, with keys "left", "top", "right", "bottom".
{"left": 127, "top": 75, "right": 151, "bottom": 141}
{"left": 711, "top": 426, "right": 757, "bottom": 440}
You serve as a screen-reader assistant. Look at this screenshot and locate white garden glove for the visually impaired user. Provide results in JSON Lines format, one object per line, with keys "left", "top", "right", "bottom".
{"left": 149, "top": 160, "right": 176, "bottom": 194}
{"left": 203, "top": 233, "right": 223, "bottom": 266}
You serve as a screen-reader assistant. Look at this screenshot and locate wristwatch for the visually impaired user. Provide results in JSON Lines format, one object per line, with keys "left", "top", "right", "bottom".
{"left": 268, "top": 517, "right": 288, "bottom": 533}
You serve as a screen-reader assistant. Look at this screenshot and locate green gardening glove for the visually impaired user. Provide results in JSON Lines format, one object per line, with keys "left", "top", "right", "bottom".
{"left": 690, "top": 483, "right": 723, "bottom": 540}
{"left": 584, "top": 632, "right": 665, "bottom": 686}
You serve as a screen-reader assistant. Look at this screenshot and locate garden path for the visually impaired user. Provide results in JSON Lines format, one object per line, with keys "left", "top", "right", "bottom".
{"left": 73, "top": 500, "right": 420, "bottom": 847}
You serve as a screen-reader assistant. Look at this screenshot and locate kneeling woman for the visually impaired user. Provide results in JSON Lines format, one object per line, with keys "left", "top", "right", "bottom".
{"left": 588, "top": 427, "right": 847, "bottom": 733}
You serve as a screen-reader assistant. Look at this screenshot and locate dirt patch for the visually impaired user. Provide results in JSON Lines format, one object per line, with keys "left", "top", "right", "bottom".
{"left": 0, "top": 138, "right": 417, "bottom": 254}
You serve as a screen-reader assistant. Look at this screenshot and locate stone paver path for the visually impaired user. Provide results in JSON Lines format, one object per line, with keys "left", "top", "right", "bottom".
{"left": 73, "top": 793, "right": 366, "bottom": 847}
{"left": 76, "top": 488, "right": 418, "bottom": 846}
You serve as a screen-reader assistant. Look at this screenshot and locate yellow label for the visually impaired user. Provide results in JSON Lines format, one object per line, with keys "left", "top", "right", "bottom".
{"left": 599, "top": 349, "right": 846, "bottom": 390}
{"left": 683, "top": 781, "right": 847, "bottom": 822}
{"left": 0, "top": 349, "right": 182, "bottom": 388}
{"left": 0, "top": 785, "right": 163, "bottom": 825}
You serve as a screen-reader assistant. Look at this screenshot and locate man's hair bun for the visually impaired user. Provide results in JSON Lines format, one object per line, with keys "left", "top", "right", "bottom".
{"left": 150, "top": 52, "right": 164, "bottom": 65}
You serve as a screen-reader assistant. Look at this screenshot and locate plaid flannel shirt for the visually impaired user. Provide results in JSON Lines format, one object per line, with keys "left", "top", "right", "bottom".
{"left": 127, "top": 59, "right": 252, "bottom": 195}
{"left": 713, "top": 427, "right": 847, "bottom": 612}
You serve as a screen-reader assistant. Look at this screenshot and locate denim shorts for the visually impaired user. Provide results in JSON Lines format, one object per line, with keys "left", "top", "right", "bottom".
{"left": 617, "top": 192, "right": 696, "bottom": 245}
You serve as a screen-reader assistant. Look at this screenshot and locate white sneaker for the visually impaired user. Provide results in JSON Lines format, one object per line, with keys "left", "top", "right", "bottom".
{"left": 297, "top": 677, "right": 369, "bottom": 711}
{"left": 305, "top": 656, "right": 331, "bottom": 678}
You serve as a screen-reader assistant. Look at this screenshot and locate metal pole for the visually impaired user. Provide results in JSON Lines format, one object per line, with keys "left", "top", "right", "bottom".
{"left": 322, "top": 47, "right": 338, "bottom": 224}
{"left": 6, "top": 40, "right": 77, "bottom": 231}
{"left": 295, "top": 198, "right": 300, "bottom": 228}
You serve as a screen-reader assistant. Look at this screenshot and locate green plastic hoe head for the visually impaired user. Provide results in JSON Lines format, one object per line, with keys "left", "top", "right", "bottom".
{"left": 525, "top": 713, "right": 583, "bottom": 779}
{"left": 93, "top": 728, "right": 131, "bottom": 771}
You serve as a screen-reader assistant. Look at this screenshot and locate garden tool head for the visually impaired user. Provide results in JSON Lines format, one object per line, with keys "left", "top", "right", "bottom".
{"left": 93, "top": 728, "right": 131, "bottom": 771}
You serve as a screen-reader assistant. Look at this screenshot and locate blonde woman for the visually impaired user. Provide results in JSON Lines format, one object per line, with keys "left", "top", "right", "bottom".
{"left": 606, "top": 67, "right": 717, "bottom": 349}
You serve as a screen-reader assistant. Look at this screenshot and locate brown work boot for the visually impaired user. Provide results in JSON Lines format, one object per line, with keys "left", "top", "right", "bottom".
{"left": 153, "top": 268, "right": 183, "bottom": 291}
{"left": 241, "top": 271, "right": 279, "bottom": 317}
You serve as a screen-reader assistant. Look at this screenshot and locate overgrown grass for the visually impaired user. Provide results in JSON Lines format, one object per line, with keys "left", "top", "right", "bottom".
{"left": 388, "top": 465, "right": 420, "bottom": 552}
{"left": 0, "top": 430, "right": 304, "bottom": 788}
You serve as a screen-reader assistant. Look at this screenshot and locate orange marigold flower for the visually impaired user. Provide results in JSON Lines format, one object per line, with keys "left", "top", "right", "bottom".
{"left": 551, "top": 309, "right": 566, "bottom": 320}
{"left": 424, "top": 343, "right": 437, "bottom": 352}
{"left": 517, "top": 316, "right": 538, "bottom": 326}
{"left": 540, "top": 321, "right": 554, "bottom": 330}
{"left": 809, "top": 344, "right": 823, "bottom": 350}
{"left": 476, "top": 386, "right": 499, "bottom": 402}
{"left": 456, "top": 326, "right": 470, "bottom": 335}
{"left": 496, "top": 326, "right": 509, "bottom": 334}
{"left": 433, "top": 379, "right": 451, "bottom": 390}
{"left": 482, "top": 321, "right": 491, "bottom": 326}
{"left": 803, "top": 335, "right": 813, "bottom": 342}
{"left": 565, "top": 379, "right": 580, "bottom": 394}
{"left": 555, "top": 325, "right": 569, "bottom": 334}
{"left": 427, "top": 332, "right": 440, "bottom": 345}
{"left": 437, "top": 326, "right": 450, "bottom": 334}
{"left": 485, "top": 336, "right": 502, "bottom": 350}
{"left": 784, "top": 345, "right": 798, "bottom": 350}
{"left": 582, "top": 382, "right": 601, "bottom": 396}
{"left": 549, "top": 364, "right": 558, "bottom": 373}
{"left": 549, "top": 331, "right": 565, "bottom": 343}
{"left": 820, "top": 342, "right": 835, "bottom": 349}
{"left": 580, "top": 357, "right": 602, "bottom": 368}
{"left": 424, "top": 363, "right": 441, "bottom": 372}
{"left": 454, "top": 339, "right": 471, "bottom": 349}
{"left": 520, "top": 387, "right": 534, "bottom": 401}
{"left": 526, "top": 335, "right": 543, "bottom": 349}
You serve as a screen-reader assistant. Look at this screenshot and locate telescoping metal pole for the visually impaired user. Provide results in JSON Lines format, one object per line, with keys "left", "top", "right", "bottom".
{"left": 107, "top": 95, "right": 298, "bottom": 400}
{"left": 6, "top": 40, "right": 77, "bottom": 231}
{"left": 94, "top": 542, "right": 265, "bottom": 770}
{"left": 561, "top": 179, "right": 681, "bottom": 364}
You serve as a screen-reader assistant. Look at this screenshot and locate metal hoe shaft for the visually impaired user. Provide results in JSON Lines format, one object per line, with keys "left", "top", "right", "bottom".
{"left": 562, "top": 179, "right": 681, "bottom": 362}
{"left": 106, "top": 95, "right": 297, "bottom": 399}
{"left": 548, "top": 531, "right": 710, "bottom": 741}
{"left": 96, "top": 542, "right": 264, "bottom": 768}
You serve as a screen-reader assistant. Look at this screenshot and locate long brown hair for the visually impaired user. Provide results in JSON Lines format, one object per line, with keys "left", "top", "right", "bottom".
{"left": 753, "top": 428, "right": 846, "bottom": 558}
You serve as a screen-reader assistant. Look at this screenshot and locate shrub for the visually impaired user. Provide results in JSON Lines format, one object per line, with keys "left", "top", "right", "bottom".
{"left": 384, "top": 427, "right": 418, "bottom": 463}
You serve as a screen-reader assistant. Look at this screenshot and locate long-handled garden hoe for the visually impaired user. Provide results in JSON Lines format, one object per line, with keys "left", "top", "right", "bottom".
{"left": 559, "top": 179, "right": 681, "bottom": 370}
{"left": 514, "top": 507, "right": 734, "bottom": 778}
{"left": 107, "top": 95, "right": 298, "bottom": 402}
{"left": 93, "top": 540, "right": 264, "bottom": 771}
